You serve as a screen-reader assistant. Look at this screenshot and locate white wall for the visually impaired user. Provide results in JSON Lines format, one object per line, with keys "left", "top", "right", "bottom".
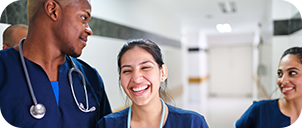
{"left": 162, "top": 47, "right": 182, "bottom": 89}
{"left": 272, "top": 0, "right": 302, "bottom": 20}
{"left": 161, "top": 47, "right": 183, "bottom": 107}
{"left": 208, "top": 45, "right": 253, "bottom": 97}
{"left": 272, "top": 0, "right": 298, "bottom": 20}
{"left": 207, "top": 33, "right": 254, "bottom": 47}
{"left": 258, "top": 40, "right": 273, "bottom": 98}
{"left": 91, "top": 0, "right": 181, "bottom": 41}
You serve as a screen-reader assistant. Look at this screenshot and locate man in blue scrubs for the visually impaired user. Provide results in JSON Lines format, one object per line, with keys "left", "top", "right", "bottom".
{"left": 0, "top": 0, "right": 112, "bottom": 127}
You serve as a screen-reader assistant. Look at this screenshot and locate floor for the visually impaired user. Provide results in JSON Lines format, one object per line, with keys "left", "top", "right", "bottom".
{"left": 186, "top": 97, "right": 253, "bottom": 128}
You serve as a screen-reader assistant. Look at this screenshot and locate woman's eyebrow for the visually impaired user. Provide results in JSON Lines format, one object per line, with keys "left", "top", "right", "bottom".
{"left": 287, "top": 67, "right": 300, "bottom": 71}
{"left": 139, "top": 61, "right": 155, "bottom": 65}
{"left": 121, "top": 65, "right": 131, "bottom": 69}
{"left": 121, "top": 61, "right": 155, "bottom": 69}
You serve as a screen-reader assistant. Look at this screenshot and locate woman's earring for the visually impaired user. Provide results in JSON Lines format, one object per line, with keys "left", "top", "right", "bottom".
{"left": 161, "top": 77, "right": 166, "bottom": 82}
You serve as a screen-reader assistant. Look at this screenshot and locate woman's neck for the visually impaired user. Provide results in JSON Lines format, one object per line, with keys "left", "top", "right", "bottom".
{"left": 130, "top": 98, "right": 168, "bottom": 128}
{"left": 279, "top": 98, "right": 302, "bottom": 124}
{"left": 279, "top": 98, "right": 302, "bottom": 116}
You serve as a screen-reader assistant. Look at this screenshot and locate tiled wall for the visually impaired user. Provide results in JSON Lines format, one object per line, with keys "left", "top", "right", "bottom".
{"left": 0, "top": 0, "right": 28, "bottom": 25}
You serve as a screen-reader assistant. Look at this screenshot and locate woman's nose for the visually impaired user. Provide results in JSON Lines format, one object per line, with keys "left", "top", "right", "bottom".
{"left": 132, "top": 70, "right": 142, "bottom": 83}
{"left": 280, "top": 75, "right": 289, "bottom": 86}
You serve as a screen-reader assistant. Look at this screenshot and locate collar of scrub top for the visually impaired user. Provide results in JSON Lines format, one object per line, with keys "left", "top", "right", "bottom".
{"left": 127, "top": 98, "right": 166, "bottom": 128}
{"left": 18, "top": 38, "right": 95, "bottom": 120}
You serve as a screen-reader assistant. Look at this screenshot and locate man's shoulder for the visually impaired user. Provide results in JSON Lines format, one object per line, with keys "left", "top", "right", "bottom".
{"left": 68, "top": 56, "right": 104, "bottom": 84}
{"left": 0, "top": 47, "right": 18, "bottom": 59}
{"left": 0, "top": 48, "right": 19, "bottom": 64}
{"left": 70, "top": 57, "right": 92, "bottom": 68}
{"left": 69, "top": 57, "right": 98, "bottom": 74}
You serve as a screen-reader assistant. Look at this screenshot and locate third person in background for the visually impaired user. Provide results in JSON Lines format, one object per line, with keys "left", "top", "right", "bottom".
{"left": 2, "top": 24, "right": 28, "bottom": 49}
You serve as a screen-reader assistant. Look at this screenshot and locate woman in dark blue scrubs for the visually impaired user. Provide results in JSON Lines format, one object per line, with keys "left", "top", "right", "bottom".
{"left": 235, "top": 47, "right": 302, "bottom": 128}
{"left": 96, "top": 39, "right": 209, "bottom": 128}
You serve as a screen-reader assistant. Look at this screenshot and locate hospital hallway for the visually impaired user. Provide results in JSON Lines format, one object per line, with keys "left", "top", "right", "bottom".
{"left": 193, "top": 97, "right": 253, "bottom": 128}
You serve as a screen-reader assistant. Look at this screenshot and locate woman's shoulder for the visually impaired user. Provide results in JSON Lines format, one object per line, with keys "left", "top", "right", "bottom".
{"left": 167, "top": 104, "right": 205, "bottom": 119}
{"left": 166, "top": 104, "right": 209, "bottom": 128}
{"left": 102, "top": 107, "right": 129, "bottom": 119}
{"left": 97, "top": 108, "right": 129, "bottom": 128}
{"left": 251, "top": 99, "right": 278, "bottom": 108}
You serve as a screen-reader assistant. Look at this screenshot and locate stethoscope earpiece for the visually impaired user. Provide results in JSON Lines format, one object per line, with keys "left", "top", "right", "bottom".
{"left": 30, "top": 104, "right": 46, "bottom": 119}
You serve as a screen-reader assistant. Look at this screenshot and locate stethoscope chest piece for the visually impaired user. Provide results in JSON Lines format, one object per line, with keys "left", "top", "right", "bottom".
{"left": 30, "top": 104, "right": 46, "bottom": 119}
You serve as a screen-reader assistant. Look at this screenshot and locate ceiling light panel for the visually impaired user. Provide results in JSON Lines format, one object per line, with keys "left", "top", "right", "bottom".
{"left": 219, "top": 1, "right": 236, "bottom": 14}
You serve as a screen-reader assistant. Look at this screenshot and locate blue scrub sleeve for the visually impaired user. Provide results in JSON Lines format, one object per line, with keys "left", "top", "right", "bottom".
{"left": 201, "top": 117, "right": 209, "bottom": 128}
{"left": 96, "top": 118, "right": 106, "bottom": 128}
{"left": 235, "top": 102, "right": 256, "bottom": 128}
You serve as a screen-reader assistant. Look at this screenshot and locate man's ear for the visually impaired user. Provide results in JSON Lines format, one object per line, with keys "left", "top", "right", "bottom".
{"left": 2, "top": 45, "right": 9, "bottom": 50}
{"left": 45, "top": 0, "right": 59, "bottom": 21}
{"left": 160, "top": 64, "right": 168, "bottom": 82}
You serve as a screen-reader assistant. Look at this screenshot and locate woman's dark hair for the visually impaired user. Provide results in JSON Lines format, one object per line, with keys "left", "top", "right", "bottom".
{"left": 117, "top": 39, "right": 172, "bottom": 102}
{"left": 281, "top": 47, "right": 302, "bottom": 63}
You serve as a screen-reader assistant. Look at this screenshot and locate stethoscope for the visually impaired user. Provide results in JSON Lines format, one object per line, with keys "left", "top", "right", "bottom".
{"left": 127, "top": 98, "right": 166, "bottom": 128}
{"left": 18, "top": 39, "right": 96, "bottom": 119}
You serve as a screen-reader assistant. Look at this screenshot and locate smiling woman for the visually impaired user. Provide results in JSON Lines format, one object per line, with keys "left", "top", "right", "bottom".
{"left": 235, "top": 47, "right": 302, "bottom": 128}
{"left": 96, "top": 39, "right": 209, "bottom": 128}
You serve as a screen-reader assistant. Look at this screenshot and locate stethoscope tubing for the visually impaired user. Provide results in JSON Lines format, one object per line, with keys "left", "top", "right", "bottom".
{"left": 18, "top": 39, "right": 95, "bottom": 119}
{"left": 68, "top": 57, "right": 91, "bottom": 112}
{"left": 19, "top": 39, "right": 38, "bottom": 105}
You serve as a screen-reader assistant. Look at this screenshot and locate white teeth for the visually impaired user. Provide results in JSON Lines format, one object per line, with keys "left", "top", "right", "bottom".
{"left": 282, "top": 87, "right": 294, "bottom": 91}
{"left": 132, "top": 85, "right": 148, "bottom": 92}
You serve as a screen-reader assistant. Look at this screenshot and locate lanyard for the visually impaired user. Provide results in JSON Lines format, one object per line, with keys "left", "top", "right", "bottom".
{"left": 127, "top": 98, "right": 166, "bottom": 128}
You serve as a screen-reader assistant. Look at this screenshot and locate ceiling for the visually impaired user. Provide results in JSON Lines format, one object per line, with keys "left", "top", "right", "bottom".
{"left": 150, "top": 0, "right": 272, "bottom": 36}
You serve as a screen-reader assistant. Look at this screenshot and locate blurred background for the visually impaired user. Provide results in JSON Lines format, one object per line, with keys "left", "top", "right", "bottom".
{"left": 0, "top": 0, "right": 301, "bottom": 127}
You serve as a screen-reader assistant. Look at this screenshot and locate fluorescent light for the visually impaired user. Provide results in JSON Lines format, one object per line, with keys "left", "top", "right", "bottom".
{"left": 218, "top": 1, "right": 236, "bottom": 13}
{"left": 216, "top": 23, "right": 232, "bottom": 33}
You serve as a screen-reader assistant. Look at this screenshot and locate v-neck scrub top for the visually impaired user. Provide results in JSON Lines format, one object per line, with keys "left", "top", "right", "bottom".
{"left": 235, "top": 99, "right": 290, "bottom": 128}
{"left": 0, "top": 47, "right": 112, "bottom": 128}
{"left": 96, "top": 104, "right": 209, "bottom": 128}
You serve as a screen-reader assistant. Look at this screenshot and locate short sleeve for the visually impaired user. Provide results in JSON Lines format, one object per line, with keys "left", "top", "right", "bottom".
{"left": 235, "top": 102, "right": 258, "bottom": 128}
{"left": 200, "top": 116, "right": 209, "bottom": 128}
{"left": 96, "top": 118, "right": 106, "bottom": 128}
